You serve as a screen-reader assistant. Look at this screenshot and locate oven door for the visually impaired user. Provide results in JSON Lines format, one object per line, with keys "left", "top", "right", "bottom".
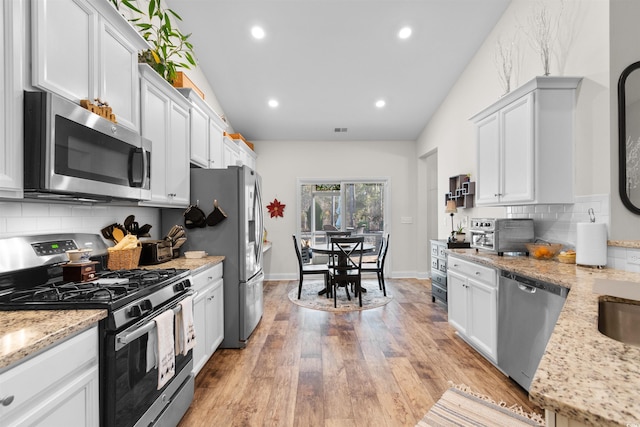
{"left": 104, "top": 293, "right": 193, "bottom": 427}
{"left": 470, "top": 230, "right": 495, "bottom": 251}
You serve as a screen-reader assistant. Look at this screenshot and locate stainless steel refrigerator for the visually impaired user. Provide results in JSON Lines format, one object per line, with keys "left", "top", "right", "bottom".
{"left": 162, "top": 166, "right": 264, "bottom": 349}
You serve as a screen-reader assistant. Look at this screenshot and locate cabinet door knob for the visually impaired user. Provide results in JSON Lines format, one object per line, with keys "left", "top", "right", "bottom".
{"left": 475, "top": 271, "right": 481, "bottom": 275}
{"left": 1, "top": 395, "right": 14, "bottom": 406}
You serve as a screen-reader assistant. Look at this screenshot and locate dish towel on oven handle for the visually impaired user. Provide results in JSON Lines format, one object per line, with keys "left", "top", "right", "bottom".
{"left": 175, "top": 295, "right": 196, "bottom": 355}
{"left": 154, "top": 309, "right": 175, "bottom": 390}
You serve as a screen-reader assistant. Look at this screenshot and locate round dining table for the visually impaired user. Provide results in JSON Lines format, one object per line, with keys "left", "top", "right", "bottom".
{"left": 309, "top": 242, "right": 375, "bottom": 295}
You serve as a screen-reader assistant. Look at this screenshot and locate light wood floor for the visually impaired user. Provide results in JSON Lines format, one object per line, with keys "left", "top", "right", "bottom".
{"left": 178, "top": 278, "right": 541, "bottom": 426}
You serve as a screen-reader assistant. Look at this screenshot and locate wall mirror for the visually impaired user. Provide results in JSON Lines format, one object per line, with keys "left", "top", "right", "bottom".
{"left": 618, "top": 61, "right": 640, "bottom": 215}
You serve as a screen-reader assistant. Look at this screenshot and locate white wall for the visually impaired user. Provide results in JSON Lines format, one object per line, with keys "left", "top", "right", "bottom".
{"left": 415, "top": 0, "right": 613, "bottom": 269}
{"left": 253, "top": 139, "right": 417, "bottom": 280}
{"left": 610, "top": 0, "right": 640, "bottom": 240}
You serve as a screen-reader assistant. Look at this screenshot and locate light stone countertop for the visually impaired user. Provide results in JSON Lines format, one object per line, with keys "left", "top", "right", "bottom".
{"left": 608, "top": 240, "right": 640, "bottom": 249}
{"left": 0, "top": 309, "right": 107, "bottom": 371}
{"left": 142, "top": 255, "right": 224, "bottom": 275}
{"left": 447, "top": 249, "right": 640, "bottom": 426}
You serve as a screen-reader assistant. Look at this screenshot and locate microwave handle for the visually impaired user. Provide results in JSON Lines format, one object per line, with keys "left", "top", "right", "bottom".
{"left": 129, "top": 147, "right": 148, "bottom": 188}
{"left": 141, "top": 146, "right": 149, "bottom": 190}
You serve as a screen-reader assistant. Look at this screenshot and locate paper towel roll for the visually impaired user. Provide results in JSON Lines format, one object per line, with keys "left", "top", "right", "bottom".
{"left": 576, "top": 222, "right": 607, "bottom": 267}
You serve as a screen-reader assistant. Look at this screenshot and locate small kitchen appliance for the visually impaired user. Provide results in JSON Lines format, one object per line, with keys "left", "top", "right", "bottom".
{"left": 139, "top": 239, "right": 173, "bottom": 265}
{"left": 0, "top": 233, "right": 194, "bottom": 427}
{"left": 469, "top": 218, "right": 534, "bottom": 255}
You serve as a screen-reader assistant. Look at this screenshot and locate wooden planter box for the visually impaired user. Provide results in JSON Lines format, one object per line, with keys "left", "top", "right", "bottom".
{"left": 173, "top": 72, "right": 205, "bottom": 100}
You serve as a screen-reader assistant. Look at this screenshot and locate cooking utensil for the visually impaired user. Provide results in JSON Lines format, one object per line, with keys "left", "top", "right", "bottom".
{"left": 206, "top": 199, "right": 228, "bottom": 226}
{"left": 137, "top": 224, "right": 152, "bottom": 237}
{"left": 124, "top": 215, "right": 135, "bottom": 232}
{"left": 101, "top": 223, "right": 117, "bottom": 241}
{"left": 112, "top": 225, "right": 126, "bottom": 243}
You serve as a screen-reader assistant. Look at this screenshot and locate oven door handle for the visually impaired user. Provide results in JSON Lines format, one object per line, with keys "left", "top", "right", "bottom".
{"left": 116, "top": 291, "right": 194, "bottom": 351}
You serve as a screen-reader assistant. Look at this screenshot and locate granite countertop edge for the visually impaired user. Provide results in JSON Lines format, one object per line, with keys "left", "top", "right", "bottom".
{"left": 0, "top": 256, "right": 225, "bottom": 372}
{"left": 0, "top": 309, "right": 107, "bottom": 371}
{"left": 446, "top": 249, "right": 640, "bottom": 426}
{"left": 142, "top": 255, "right": 225, "bottom": 275}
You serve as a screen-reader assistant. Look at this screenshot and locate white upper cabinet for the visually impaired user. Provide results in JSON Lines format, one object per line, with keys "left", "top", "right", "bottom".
{"left": 0, "top": 0, "right": 24, "bottom": 199}
{"left": 31, "top": 0, "right": 148, "bottom": 132}
{"left": 139, "top": 65, "right": 191, "bottom": 207}
{"left": 177, "top": 88, "right": 228, "bottom": 169}
{"left": 223, "top": 135, "right": 240, "bottom": 168}
{"left": 238, "top": 141, "right": 257, "bottom": 171}
{"left": 471, "top": 77, "right": 582, "bottom": 206}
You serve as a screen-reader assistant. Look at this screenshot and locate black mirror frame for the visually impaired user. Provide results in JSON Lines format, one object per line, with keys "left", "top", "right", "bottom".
{"left": 618, "top": 61, "right": 640, "bottom": 215}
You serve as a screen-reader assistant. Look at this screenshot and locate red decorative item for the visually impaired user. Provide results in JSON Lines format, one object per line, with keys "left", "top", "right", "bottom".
{"left": 267, "top": 199, "right": 285, "bottom": 218}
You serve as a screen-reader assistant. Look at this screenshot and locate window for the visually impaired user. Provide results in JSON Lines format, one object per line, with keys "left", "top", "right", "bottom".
{"left": 297, "top": 179, "right": 388, "bottom": 253}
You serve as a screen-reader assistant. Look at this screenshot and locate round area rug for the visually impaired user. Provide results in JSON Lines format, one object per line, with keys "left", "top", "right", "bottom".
{"left": 288, "top": 279, "right": 393, "bottom": 312}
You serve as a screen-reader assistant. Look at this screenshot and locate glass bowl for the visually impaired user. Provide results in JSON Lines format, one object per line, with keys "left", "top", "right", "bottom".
{"left": 525, "top": 242, "right": 563, "bottom": 260}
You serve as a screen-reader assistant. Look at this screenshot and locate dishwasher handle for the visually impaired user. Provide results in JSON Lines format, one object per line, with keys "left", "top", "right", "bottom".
{"left": 518, "top": 283, "right": 536, "bottom": 294}
{"left": 500, "top": 270, "right": 569, "bottom": 298}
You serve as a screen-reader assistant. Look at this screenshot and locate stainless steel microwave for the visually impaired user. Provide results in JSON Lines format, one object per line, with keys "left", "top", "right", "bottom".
{"left": 24, "top": 91, "right": 151, "bottom": 202}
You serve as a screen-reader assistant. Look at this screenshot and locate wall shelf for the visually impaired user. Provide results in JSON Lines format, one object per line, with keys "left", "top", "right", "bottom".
{"left": 445, "top": 174, "right": 475, "bottom": 208}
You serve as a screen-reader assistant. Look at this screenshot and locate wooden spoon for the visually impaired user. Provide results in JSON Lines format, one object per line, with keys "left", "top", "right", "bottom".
{"left": 112, "top": 227, "right": 125, "bottom": 243}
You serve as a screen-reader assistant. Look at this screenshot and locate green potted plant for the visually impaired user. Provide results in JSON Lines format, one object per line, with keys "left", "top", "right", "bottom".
{"left": 109, "top": 0, "right": 196, "bottom": 84}
{"left": 455, "top": 223, "right": 466, "bottom": 242}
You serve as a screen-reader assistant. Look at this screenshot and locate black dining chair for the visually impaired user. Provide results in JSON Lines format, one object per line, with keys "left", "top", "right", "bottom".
{"left": 361, "top": 234, "right": 389, "bottom": 296}
{"left": 328, "top": 236, "right": 364, "bottom": 307}
{"left": 293, "top": 235, "right": 329, "bottom": 299}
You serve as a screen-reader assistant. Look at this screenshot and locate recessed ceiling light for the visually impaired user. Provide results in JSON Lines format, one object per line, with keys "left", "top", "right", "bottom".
{"left": 398, "top": 26, "right": 412, "bottom": 39}
{"left": 251, "top": 26, "right": 265, "bottom": 40}
{"left": 268, "top": 99, "right": 279, "bottom": 108}
{"left": 375, "top": 100, "right": 386, "bottom": 108}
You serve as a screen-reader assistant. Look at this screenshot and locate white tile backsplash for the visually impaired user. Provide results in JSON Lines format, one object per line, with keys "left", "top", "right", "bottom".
{"left": 0, "top": 201, "right": 161, "bottom": 240}
{"left": 507, "top": 194, "right": 640, "bottom": 272}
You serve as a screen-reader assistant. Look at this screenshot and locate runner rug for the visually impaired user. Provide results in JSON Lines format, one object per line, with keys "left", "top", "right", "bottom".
{"left": 416, "top": 383, "right": 545, "bottom": 427}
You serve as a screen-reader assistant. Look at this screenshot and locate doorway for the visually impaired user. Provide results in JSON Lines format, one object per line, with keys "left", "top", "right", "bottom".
{"left": 425, "top": 150, "right": 438, "bottom": 274}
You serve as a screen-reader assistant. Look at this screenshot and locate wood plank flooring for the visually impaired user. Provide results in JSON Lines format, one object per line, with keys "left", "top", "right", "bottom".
{"left": 178, "top": 278, "right": 541, "bottom": 426}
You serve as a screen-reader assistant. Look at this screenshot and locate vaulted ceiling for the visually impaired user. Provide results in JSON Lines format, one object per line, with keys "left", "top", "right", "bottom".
{"left": 167, "top": 0, "right": 510, "bottom": 141}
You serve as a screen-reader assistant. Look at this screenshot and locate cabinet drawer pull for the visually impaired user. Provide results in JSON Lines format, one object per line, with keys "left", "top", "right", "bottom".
{"left": 475, "top": 271, "right": 481, "bottom": 275}
{"left": 1, "top": 395, "right": 14, "bottom": 406}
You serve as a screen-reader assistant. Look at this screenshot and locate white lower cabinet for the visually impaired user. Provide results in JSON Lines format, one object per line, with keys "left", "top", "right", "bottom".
{"left": 447, "top": 255, "right": 498, "bottom": 363}
{"left": 0, "top": 327, "right": 100, "bottom": 427}
{"left": 191, "top": 263, "right": 224, "bottom": 375}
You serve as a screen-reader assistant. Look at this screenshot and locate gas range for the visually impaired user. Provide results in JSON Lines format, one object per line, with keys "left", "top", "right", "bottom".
{"left": 0, "top": 267, "right": 191, "bottom": 330}
{"left": 0, "top": 234, "right": 191, "bottom": 330}
{"left": 0, "top": 233, "right": 195, "bottom": 427}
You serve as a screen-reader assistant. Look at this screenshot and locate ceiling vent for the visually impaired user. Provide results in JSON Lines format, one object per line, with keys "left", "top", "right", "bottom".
{"left": 334, "top": 128, "right": 348, "bottom": 133}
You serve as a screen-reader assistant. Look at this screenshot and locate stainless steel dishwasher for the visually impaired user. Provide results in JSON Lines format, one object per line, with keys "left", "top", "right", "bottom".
{"left": 497, "top": 270, "right": 569, "bottom": 391}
